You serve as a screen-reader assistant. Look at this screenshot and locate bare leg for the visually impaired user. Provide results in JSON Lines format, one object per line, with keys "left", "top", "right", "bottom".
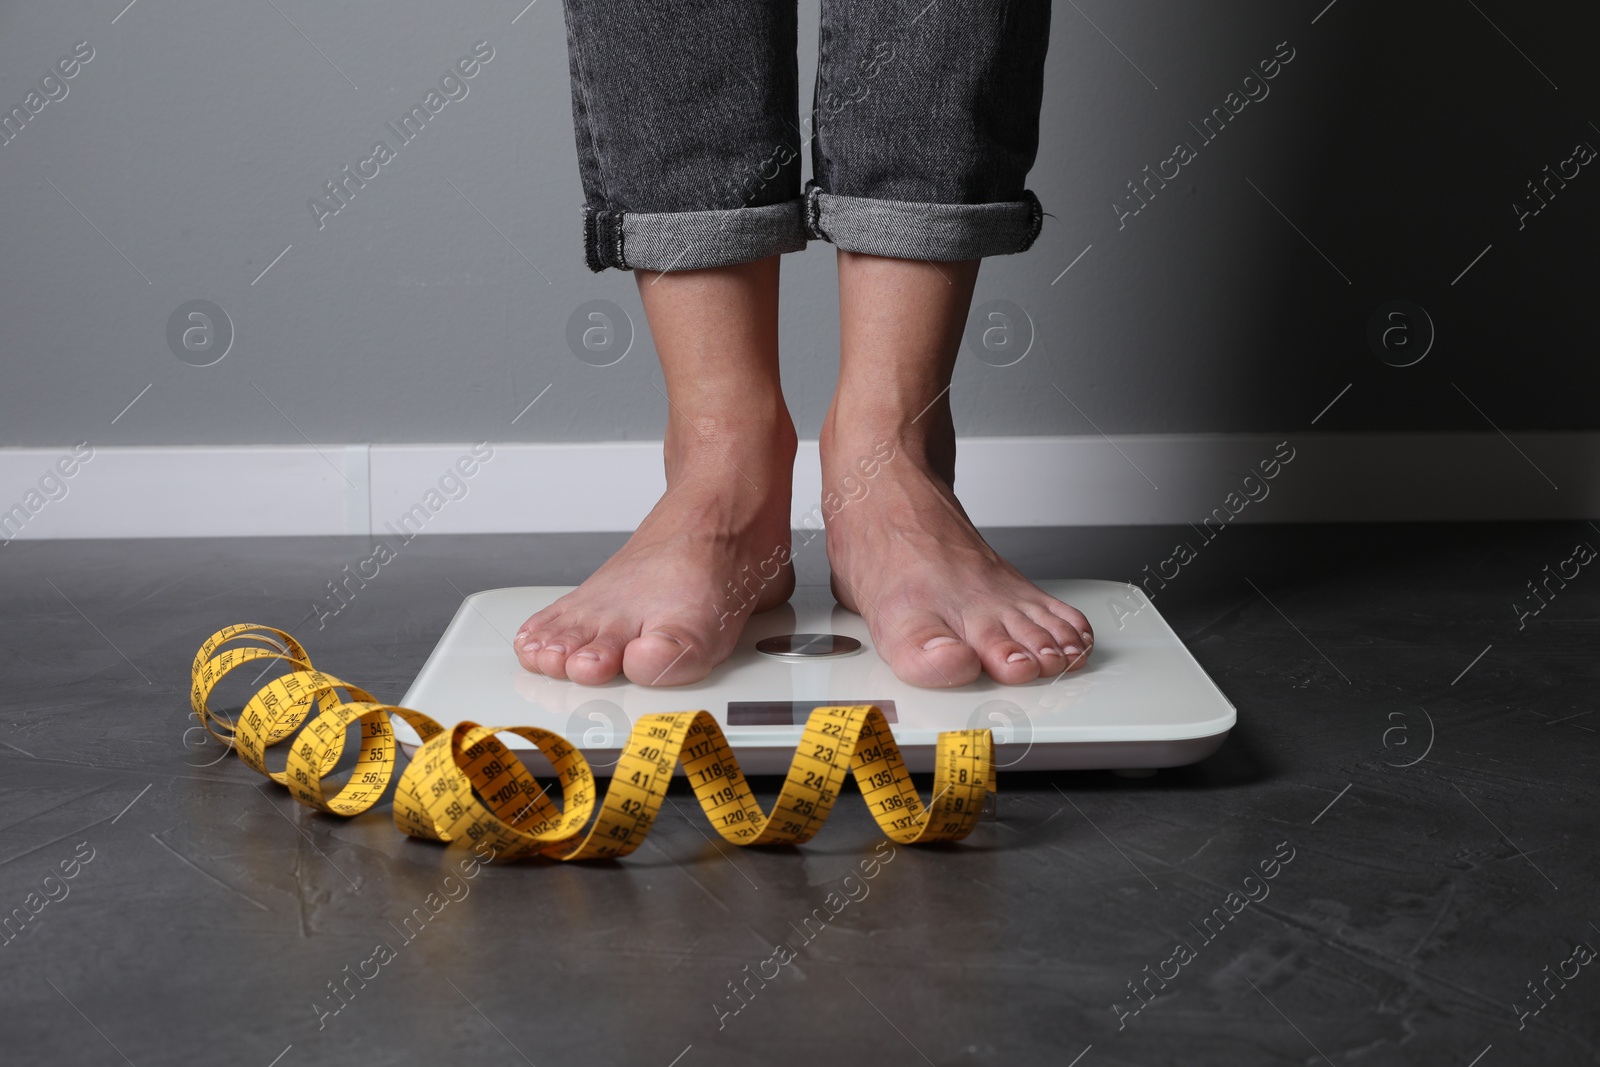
{"left": 516, "top": 255, "right": 796, "bottom": 686}
{"left": 820, "top": 250, "right": 1094, "bottom": 687}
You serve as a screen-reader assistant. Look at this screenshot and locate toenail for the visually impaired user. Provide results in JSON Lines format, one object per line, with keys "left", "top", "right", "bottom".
{"left": 922, "top": 636, "right": 962, "bottom": 651}
{"left": 544, "top": 643, "right": 567, "bottom": 655}
{"left": 1006, "top": 651, "right": 1030, "bottom": 664}
{"left": 572, "top": 651, "right": 600, "bottom": 662}
{"left": 1062, "top": 644, "right": 1082, "bottom": 657}
{"left": 1039, "top": 647, "right": 1063, "bottom": 658}
{"left": 520, "top": 639, "right": 542, "bottom": 652}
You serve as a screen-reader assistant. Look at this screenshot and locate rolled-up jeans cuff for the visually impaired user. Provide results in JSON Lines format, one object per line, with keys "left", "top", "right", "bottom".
{"left": 583, "top": 200, "right": 808, "bottom": 273}
{"left": 802, "top": 181, "right": 1044, "bottom": 261}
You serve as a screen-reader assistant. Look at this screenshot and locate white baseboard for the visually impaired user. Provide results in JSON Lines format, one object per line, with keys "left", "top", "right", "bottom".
{"left": 0, "top": 433, "right": 1593, "bottom": 541}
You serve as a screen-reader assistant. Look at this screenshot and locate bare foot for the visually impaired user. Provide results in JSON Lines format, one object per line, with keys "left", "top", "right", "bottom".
{"left": 515, "top": 413, "right": 796, "bottom": 686}
{"left": 820, "top": 414, "right": 1094, "bottom": 689}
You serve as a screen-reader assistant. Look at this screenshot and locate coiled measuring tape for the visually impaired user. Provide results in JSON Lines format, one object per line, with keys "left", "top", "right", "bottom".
{"left": 192, "top": 624, "right": 994, "bottom": 862}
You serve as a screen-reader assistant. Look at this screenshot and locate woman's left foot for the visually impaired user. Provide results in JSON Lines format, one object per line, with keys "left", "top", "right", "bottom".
{"left": 820, "top": 410, "right": 1094, "bottom": 689}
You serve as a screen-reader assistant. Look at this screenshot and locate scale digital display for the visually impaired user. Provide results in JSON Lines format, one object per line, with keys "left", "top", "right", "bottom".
{"left": 727, "top": 699, "right": 898, "bottom": 726}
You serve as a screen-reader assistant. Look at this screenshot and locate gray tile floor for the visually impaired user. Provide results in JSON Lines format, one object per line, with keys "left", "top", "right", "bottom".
{"left": 0, "top": 524, "right": 1594, "bottom": 1066}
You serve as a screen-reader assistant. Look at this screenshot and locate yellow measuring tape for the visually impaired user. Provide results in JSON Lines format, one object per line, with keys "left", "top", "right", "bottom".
{"left": 192, "top": 624, "right": 994, "bottom": 862}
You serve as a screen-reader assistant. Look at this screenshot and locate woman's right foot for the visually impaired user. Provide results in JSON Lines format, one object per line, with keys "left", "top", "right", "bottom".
{"left": 517, "top": 255, "right": 798, "bottom": 687}
{"left": 514, "top": 409, "right": 797, "bottom": 687}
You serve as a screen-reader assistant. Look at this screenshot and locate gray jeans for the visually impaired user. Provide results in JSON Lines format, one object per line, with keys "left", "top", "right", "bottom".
{"left": 559, "top": 0, "right": 1052, "bottom": 272}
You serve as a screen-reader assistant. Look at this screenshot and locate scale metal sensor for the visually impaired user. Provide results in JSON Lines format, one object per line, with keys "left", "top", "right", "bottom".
{"left": 395, "top": 581, "right": 1234, "bottom": 775}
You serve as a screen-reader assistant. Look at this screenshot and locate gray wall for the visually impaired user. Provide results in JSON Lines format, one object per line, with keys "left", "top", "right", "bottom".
{"left": 2, "top": 1, "right": 1595, "bottom": 448}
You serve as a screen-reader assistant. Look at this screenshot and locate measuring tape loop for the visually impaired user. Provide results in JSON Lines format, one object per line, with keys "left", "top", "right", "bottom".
{"left": 190, "top": 623, "right": 312, "bottom": 749}
{"left": 192, "top": 625, "right": 994, "bottom": 862}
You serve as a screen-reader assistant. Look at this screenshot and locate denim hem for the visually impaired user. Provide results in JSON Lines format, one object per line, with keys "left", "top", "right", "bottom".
{"left": 582, "top": 200, "right": 807, "bottom": 273}
{"left": 803, "top": 182, "right": 1045, "bottom": 261}
{"left": 582, "top": 206, "right": 624, "bottom": 273}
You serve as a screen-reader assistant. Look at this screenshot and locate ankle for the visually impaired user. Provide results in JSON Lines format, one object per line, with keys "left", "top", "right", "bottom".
{"left": 665, "top": 398, "right": 797, "bottom": 465}
{"left": 821, "top": 397, "right": 953, "bottom": 483}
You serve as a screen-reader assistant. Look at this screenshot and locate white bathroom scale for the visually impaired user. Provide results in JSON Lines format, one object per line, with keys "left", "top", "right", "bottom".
{"left": 394, "top": 581, "right": 1234, "bottom": 775}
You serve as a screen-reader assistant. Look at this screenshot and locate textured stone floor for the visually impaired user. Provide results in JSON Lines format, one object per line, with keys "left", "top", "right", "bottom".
{"left": 0, "top": 523, "right": 1593, "bottom": 1066}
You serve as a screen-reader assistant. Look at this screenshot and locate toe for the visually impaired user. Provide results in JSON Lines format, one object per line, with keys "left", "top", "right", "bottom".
{"left": 565, "top": 625, "right": 633, "bottom": 685}
{"left": 515, "top": 629, "right": 552, "bottom": 673}
{"left": 535, "top": 627, "right": 597, "bottom": 681}
{"left": 1035, "top": 594, "right": 1092, "bottom": 643}
{"left": 1024, "top": 601, "right": 1090, "bottom": 669}
{"left": 1005, "top": 612, "right": 1069, "bottom": 677}
{"left": 967, "top": 616, "right": 1042, "bottom": 685}
{"left": 515, "top": 609, "right": 565, "bottom": 672}
{"left": 624, "top": 627, "right": 714, "bottom": 687}
{"left": 876, "top": 609, "right": 981, "bottom": 688}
